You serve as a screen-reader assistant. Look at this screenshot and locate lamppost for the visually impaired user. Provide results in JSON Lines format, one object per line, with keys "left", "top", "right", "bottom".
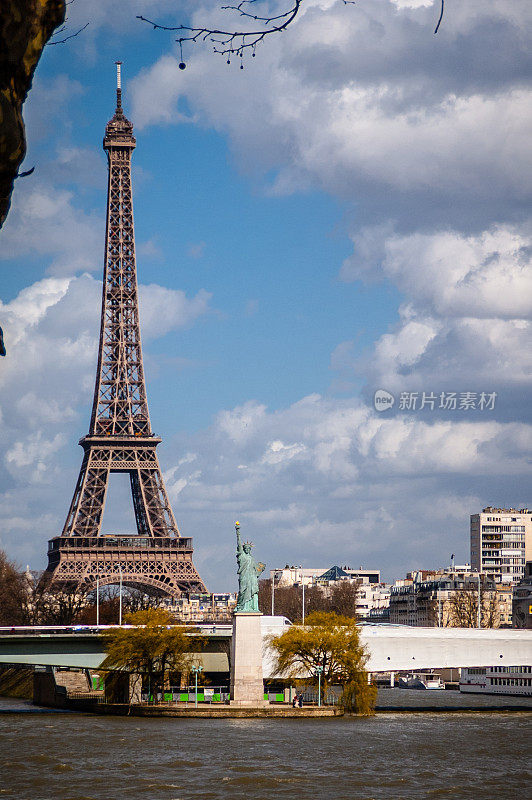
{"left": 477, "top": 573, "right": 481, "bottom": 628}
{"left": 96, "top": 573, "right": 100, "bottom": 626}
{"left": 191, "top": 665, "right": 203, "bottom": 708}
{"left": 315, "top": 665, "right": 324, "bottom": 707}
{"left": 118, "top": 564, "right": 123, "bottom": 625}
{"left": 271, "top": 570, "right": 276, "bottom": 616}
{"left": 300, "top": 564, "right": 305, "bottom": 625}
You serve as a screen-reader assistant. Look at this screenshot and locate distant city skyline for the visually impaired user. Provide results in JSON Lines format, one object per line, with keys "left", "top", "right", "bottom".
{"left": 1, "top": 0, "right": 531, "bottom": 591}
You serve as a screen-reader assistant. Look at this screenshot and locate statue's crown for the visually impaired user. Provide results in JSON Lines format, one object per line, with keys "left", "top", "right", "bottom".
{"left": 243, "top": 540, "right": 253, "bottom": 548}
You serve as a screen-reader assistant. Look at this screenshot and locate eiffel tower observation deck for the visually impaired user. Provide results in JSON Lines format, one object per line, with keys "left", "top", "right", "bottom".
{"left": 44, "top": 63, "right": 205, "bottom": 598}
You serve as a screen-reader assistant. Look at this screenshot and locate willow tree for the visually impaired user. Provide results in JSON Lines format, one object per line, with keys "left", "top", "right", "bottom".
{"left": 101, "top": 609, "right": 202, "bottom": 700}
{"left": 270, "top": 611, "right": 376, "bottom": 715}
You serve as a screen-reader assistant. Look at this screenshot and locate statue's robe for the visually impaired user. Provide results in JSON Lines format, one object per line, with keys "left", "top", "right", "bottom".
{"left": 236, "top": 550, "right": 260, "bottom": 611}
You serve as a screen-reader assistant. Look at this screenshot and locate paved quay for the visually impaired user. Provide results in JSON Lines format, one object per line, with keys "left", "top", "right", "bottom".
{"left": 67, "top": 701, "right": 342, "bottom": 718}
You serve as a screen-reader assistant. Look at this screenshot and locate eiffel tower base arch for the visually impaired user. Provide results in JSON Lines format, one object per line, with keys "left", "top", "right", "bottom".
{"left": 44, "top": 536, "right": 205, "bottom": 599}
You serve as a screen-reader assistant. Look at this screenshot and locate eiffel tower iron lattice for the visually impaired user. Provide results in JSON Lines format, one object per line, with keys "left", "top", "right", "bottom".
{"left": 44, "top": 63, "right": 205, "bottom": 598}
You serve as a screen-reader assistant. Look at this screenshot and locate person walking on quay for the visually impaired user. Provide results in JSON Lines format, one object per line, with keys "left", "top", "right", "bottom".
{"left": 298, "top": 693, "right": 303, "bottom": 708}
{"left": 292, "top": 693, "right": 298, "bottom": 708}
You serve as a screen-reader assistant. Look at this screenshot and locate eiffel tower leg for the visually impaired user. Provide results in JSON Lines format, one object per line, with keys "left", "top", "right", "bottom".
{"left": 63, "top": 451, "right": 109, "bottom": 537}
{"left": 132, "top": 465, "right": 179, "bottom": 538}
{"left": 130, "top": 470, "right": 151, "bottom": 536}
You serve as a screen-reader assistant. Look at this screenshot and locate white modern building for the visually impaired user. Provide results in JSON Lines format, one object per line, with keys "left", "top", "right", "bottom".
{"left": 269, "top": 565, "right": 388, "bottom": 619}
{"left": 471, "top": 507, "right": 532, "bottom": 585}
{"left": 270, "top": 565, "right": 381, "bottom": 588}
{"left": 269, "top": 566, "right": 328, "bottom": 587}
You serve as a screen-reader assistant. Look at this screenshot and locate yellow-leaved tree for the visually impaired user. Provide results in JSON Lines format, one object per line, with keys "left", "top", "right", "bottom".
{"left": 101, "top": 608, "right": 202, "bottom": 701}
{"left": 270, "top": 611, "right": 376, "bottom": 715}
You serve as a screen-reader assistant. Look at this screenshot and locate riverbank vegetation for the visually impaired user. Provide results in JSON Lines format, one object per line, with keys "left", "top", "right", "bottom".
{"left": 101, "top": 609, "right": 203, "bottom": 700}
{"left": 270, "top": 611, "right": 377, "bottom": 715}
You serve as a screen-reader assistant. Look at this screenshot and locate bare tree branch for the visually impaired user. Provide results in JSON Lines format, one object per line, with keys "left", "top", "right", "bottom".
{"left": 137, "top": 1, "right": 357, "bottom": 64}
{"left": 47, "top": 21, "right": 89, "bottom": 46}
{"left": 434, "top": 0, "right": 444, "bottom": 35}
{"left": 138, "top": 0, "right": 444, "bottom": 65}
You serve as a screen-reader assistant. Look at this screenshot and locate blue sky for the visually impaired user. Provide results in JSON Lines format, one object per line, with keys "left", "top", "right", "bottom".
{"left": 1, "top": 0, "right": 531, "bottom": 591}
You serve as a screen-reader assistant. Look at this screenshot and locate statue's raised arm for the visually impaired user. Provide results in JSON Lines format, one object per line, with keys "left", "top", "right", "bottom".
{"left": 234, "top": 521, "right": 263, "bottom": 613}
{"left": 235, "top": 520, "right": 243, "bottom": 555}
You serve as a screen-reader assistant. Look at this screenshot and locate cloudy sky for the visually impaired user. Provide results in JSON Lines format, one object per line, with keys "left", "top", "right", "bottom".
{"left": 1, "top": 0, "right": 531, "bottom": 590}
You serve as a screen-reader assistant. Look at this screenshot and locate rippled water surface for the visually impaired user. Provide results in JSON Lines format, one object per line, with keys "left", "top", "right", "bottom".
{"left": 0, "top": 700, "right": 530, "bottom": 800}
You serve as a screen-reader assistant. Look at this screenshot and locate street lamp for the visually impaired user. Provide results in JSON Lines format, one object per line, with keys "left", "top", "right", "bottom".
{"left": 300, "top": 564, "right": 305, "bottom": 625}
{"left": 118, "top": 564, "right": 123, "bottom": 625}
{"left": 191, "top": 665, "right": 203, "bottom": 708}
{"left": 315, "top": 665, "right": 324, "bottom": 707}
{"left": 477, "top": 573, "right": 481, "bottom": 629}
{"left": 271, "top": 570, "right": 276, "bottom": 616}
{"left": 96, "top": 573, "right": 100, "bottom": 626}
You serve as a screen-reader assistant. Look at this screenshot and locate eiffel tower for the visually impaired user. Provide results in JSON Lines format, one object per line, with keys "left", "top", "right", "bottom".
{"left": 44, "top": 64, "right": 205, "bottom": 597}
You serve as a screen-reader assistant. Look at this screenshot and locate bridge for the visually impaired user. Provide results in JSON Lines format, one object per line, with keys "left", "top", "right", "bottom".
{"left": 1, "top": 621, "right": 530, "bottom": 675}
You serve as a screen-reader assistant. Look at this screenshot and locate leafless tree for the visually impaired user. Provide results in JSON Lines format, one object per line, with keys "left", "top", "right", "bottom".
{"left": 327, "top": 580, "right": 359, "bottom": 619}
{"left": 259, "top": 578, "right": 326, "bottom": 621}
{"left": 31, "top": 573, "right": 88, "bottom": 625}
{"left": 447, "top": 583, "right": 499, "bottom": 628}
{"left": 0, "top": 552, "right": 30, "bottom": 625}
{"left": 259, "top": 577, "right": 360, "bottom": 621}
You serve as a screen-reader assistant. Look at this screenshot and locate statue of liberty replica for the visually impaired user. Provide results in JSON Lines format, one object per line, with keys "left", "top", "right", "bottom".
{"left": 235, "top": 521, "right": 265, "bottom": 612}
{"left": 230, "top": 521, "right": 268, "bottom": 705}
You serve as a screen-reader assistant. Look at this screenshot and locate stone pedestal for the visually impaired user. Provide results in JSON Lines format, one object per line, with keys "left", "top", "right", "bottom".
{"left": 230, "top": 611, "right": 268, "bottom": 706}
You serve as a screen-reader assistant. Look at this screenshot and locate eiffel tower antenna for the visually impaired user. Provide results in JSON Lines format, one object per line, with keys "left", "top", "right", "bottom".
{"left": 44, "top": 63, "right": 205, "bottom": 598}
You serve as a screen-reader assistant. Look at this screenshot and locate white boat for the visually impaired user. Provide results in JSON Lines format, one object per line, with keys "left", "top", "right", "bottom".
{"left": 397, "top": 672, "right": 445, "bottom": 690}
{"left": 460, "top": 666, "right": 532, "bottom": 696}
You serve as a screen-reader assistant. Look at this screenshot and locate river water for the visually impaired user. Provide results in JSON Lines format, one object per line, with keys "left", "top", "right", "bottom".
{"left": 1, "top": 698, "right": 530, "bottom": 800}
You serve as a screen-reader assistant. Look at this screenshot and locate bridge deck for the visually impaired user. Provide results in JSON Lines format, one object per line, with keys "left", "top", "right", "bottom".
{"left": 1, "top": 623, "right": 531, "bottom": 673}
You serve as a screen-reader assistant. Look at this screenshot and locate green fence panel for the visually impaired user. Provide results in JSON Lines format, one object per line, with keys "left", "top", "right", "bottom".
{"left": 179, "top": 692, "right": 189, "bottom": 701}
{"left": 164, "top": 693, "right": 173, "bottom": 702}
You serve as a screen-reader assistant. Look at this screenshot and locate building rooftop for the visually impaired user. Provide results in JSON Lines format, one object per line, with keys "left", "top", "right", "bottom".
{"left": 318, "top": 565, "right": 349, "bottom": 582}
{"left": 481, "top": 507, "right": 530, "bottom": 514}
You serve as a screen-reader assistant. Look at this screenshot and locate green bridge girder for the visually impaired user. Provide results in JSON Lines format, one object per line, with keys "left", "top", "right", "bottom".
{"left": 0, "top": 632, "right": 231, "bottom": 671}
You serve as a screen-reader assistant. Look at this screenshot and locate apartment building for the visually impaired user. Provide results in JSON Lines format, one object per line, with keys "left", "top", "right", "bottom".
{"left": 471, "top": 507, "right": 532, "bottom": 585}
{"left": 513, "top": 561, "right": 532, "bottom": 629}
{"left": 389, "top": 568, "right": 510, "bottom": 628}
{"left": 162, "top": 592, "right": 237, "bottom": 622}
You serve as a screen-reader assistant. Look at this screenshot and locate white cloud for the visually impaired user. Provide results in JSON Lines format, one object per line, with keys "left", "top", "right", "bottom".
{"left": 342, "top": 225, "right": 532, "bottom": 320}
{"left": 340, "top": 225, "right": 532, "bottom": 393}
{"left": 162, "top": 393, "right": 532, "bottom": 587}
{"left": 139, "top": 284, "right": 212, "bottom": 338}
{"left": 0, "top": 184, "right": 102, "bottom": 275}
{"left": 131, "top": 56, "right": 194, "bottom": 129}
